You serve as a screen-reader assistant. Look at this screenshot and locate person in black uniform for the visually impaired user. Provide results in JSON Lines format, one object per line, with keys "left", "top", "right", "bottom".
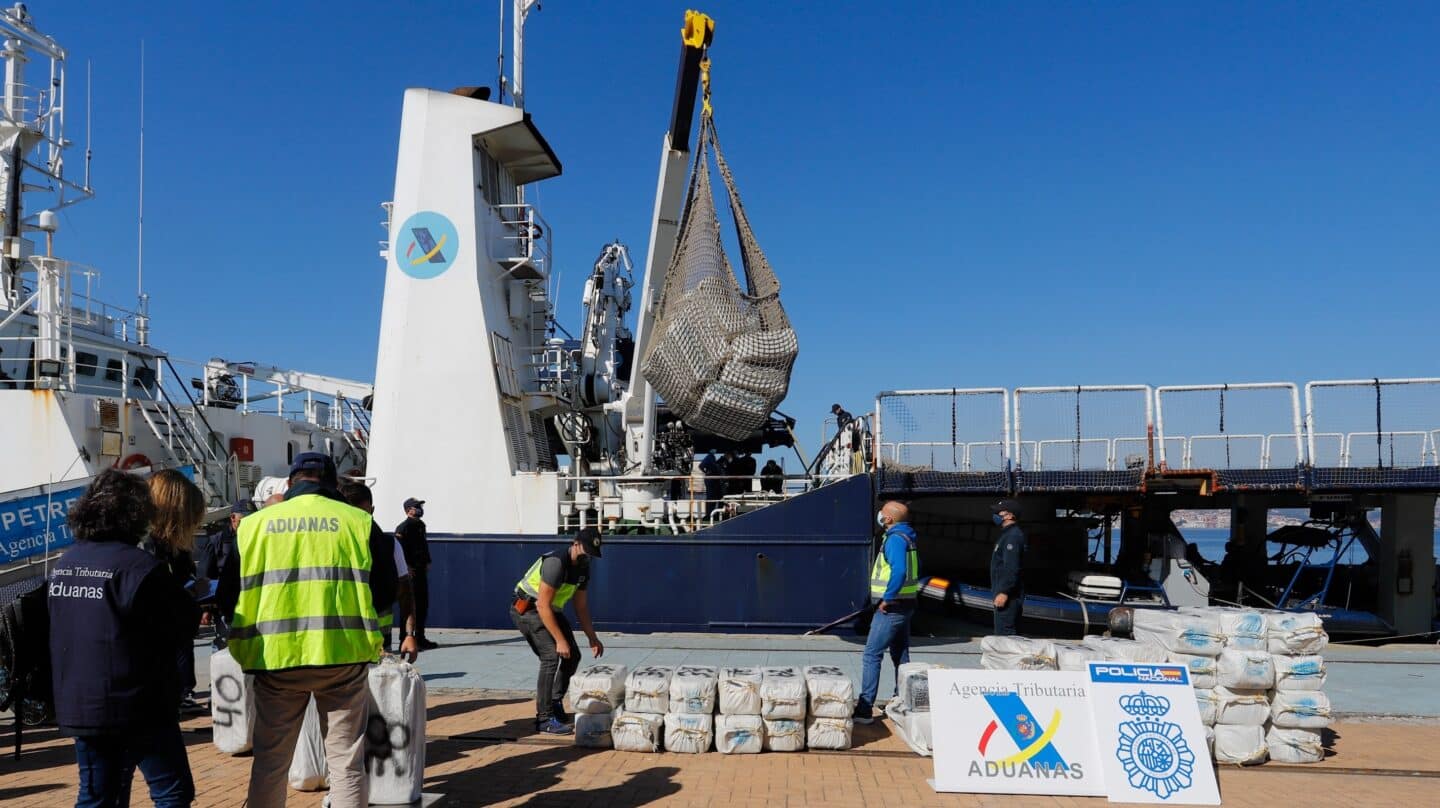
{"left": 759, "top": 459, "right": 784, "bottom": 494}
{"left": 49, "top": 469, "right": 198, "bottom": 807}
{"left": 989, "top": 498, "right": 1027, "bottom": 636}
{"left": 395, "top": 497, "right": 435, "bottom": 649}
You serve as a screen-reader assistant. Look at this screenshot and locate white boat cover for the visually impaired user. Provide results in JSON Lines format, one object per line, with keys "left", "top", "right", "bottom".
{"left": 1068, "top": 571, "right": 1124, "bottom": 599}
{"left": 664, "top": 712, "right": 715, "bottom": 754}
{"left": 1266, "top": 726, "right": 1325, "bottom": 763}
{"left": 1215, "top": 649, "right": 1276, "bottom": 690}
{"left": 1270, "top": 690, "right": 1333, "bottom": 729}
{"left": 574, "top": 711, "right": 614, "bottom": 748}
{"left": 806, "top": 716, "right": 854, "bottom": 750}
{"left": 715, "top": 713, "right": 764, "bottom": 754}
{"left": 669, "top": 665, "right": 718, "bottom": 715}
{"left": 611, "top": 709, "right": 664, "bottom": 752}
{"left": 718, "top": 666, "right": 763, "bottom": 715}
{"left": 624, "top": 666, "right": 674, "bottom": 715}
{"left": 762, "top": 718, "right": 806, "bottom": 752}
{"left": 760, "top": 666, "right": 807, "bottom": 720}
{"left": 568, "top": 663, "right": 628, "bottom": 714}
{"left": 1272, "top": 654, "right": 1327, "bottom": 691}
{"left": 803, "top": 665, "right": 856, "bottom": 719}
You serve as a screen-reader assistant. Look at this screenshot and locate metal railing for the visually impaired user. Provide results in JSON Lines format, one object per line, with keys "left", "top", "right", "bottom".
{"left": 1305, "top": 378, "right": 1440, "bottom": 468}
{"left": 494, "top": 202, "right": 552, "bottom": 281}
{"left": 557, "top": 472, "right": 805, "bottom": 534}
{"left": 1155, "top": 382, "right": 1303, "bottom": 470}
{"left": 1012, "top": 385, "right": 1152, "bottom": 471}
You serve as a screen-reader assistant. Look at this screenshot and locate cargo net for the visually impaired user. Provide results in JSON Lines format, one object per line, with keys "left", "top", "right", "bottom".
{"left": 1155, "top": 385, "right": 1303, "bottom": 470}
{"left": 1307, "top": 379, "right": 1440, "bottom": 489}
{"left": 1014, "top": 387, "right": 1150, "bottom": 491}
{"left": 876, "top": 390, "right": 1010, "bottom": 494}
{"left": 643, "top": 114, "right": 796, "bottom": 440}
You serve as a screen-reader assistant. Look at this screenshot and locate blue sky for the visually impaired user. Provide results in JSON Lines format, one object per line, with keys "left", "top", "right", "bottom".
{"left": 38, "top": 1, "right": 1440, "bottom": 453}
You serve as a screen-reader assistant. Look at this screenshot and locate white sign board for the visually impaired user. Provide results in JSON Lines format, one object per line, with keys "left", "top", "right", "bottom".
{"left": 929, "top": 669, "right": 1107, "bottom": 796}
{"left": 1086, "top": 663, "right": 1220, "bottom": 805}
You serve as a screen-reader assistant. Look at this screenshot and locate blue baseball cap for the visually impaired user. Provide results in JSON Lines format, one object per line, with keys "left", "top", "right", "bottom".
{"left": 231, "top": 498, "right": 256, "bottom": 515}
{"left": 403, "top": 497, "right": 426, "bottom": 511}
{"left": 289, "top": 451, "right": 337, "bottom": 480}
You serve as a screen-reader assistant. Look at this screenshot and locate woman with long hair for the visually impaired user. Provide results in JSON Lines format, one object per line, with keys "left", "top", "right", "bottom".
{"left": 50, "top": 469, "right": 197, "bottom": 806}
{"left": 145, "top": 469, "right": 209, "bottom": 715}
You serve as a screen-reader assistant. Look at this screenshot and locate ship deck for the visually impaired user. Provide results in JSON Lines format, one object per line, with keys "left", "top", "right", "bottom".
{"left": 5, "top": 630, "right": 1437, "bottom": 807}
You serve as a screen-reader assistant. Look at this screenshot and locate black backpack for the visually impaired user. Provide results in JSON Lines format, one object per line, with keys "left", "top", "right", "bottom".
{"left": 0, "top": 580, "right": 53, "bottom": 757}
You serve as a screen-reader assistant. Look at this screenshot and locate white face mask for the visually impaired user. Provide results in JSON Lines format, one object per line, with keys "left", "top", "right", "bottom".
{"left": 876, "top": 511, "right": 887, "bottom": 527}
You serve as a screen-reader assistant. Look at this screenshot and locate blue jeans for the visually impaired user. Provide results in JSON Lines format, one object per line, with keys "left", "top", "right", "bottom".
{"left": 72, "top": 723, "right": 194, "bottom": 807}
{"left": 857, "top": 601, "right": 914, "bottom": 715}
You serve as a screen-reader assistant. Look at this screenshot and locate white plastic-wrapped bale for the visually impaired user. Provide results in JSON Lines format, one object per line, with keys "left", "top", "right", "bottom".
{"left": 567, "top": 664, "right": 628, "bottom": 714}
{"left": 574, "top": 712, "right": 615, "bottom": 748}
{"left": 288, "top": 698, "right": 328, "bottom": 791}
{"left": 1263, "top": 611, "right": 1329, "bottom": 655}
{"left": 664, "top": 712, "right": 714, "bottom": 754}
{"left": 367, "top": 657, "right": 427, "bottom": 806}
{"left": 763, "top": 718, "right": 806, "bottom": 752}
{"left": 1205, "top": 726, "right": 1215, "bottom": 757}
{"left": 1082, "top": 636, "right": 1169, "bottom": 663}
{"left": 884, "top": 700, "right": 933, "bottom": 757}
{"left": 611, "top": 709, "right": 664, "bottom": 752}
{"left": 1196, "top": 690, "right": 1219, "bottom": 726}
{"left": 1212, "top": 723, "right": 1267, "bottom": 765}
{"left": 1212, "top": 686, "right": 1270, "bottom": 726}
{"left": 1131, "top": 610, "right": 1225, "bottom": 657}
{"left": 760, "top": 666, "right": 807, "bottom": 720}
{"left": 1266, "top": 725, "right": 1325, "bottom": 763}
{"left": 1216, "top": 649, "right": 1276, "bottom": 690}
{"left": 896, "top": 662, "right": 943, "bottom": 712}
{"left": 979, "top": 636, "right": 1057, "bottom": 670}
{"left": 1273, "top": 655, "right": 1327, "bottom": 691}
{"left": 209, "top": 648, "right": 256, "bottom": 755}
{"left": 669, "top": 665, "right": 718, "bottom": 715}
{"left": 1168, "top": 652, "right": 1218, "bottom": 689}
{"left": 1182, "top": 606, "right": 1268, "bottom": 651}
{"left": 1270, "top": 691, "right": 1333, "bottom": 729}
{"left": 806, "top": 716, "right": 854, "bottom": 750}
{"left": 715, "top": 714, "right": 764, "bottom": 754}
{"left": 803, "top": 665, "right": 856, "bottom": 719}
{"left": 624, "top": 666, "right": 674, "bottom": 715}
{"left": 1056, "top": 642, "right": 1103, "bottom": 672}
{"left": 718, "top": 667, "right": 763, "bottom": 715}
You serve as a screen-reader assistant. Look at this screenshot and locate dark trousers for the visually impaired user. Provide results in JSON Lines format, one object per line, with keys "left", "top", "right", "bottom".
{"left": 510, "top": 605, "right": 579, "bottom": 722}
{"left": 410, "top": 567, "right": 430, "bottom": 640}
{"left": 177, "top": 643, "right": 196, "bottom": 698}
{"left": 72, "top": 722, "right": 195, "bottom": 808}
{"left": 994, "top": 590, "right": 1024, "bottom": 636}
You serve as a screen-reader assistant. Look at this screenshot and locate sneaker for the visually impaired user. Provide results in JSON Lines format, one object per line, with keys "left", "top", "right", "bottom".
{"left": 551, "top": 700, "right": 571, "bottom": 724}
{"left": 179, "top": 694, "right": 208, "bottom": 716}
{"left": 852, "top": 708, "right": 875, "bottom": 725}
{"left": 536, "top": 717, "right": 574, "bottom": 735}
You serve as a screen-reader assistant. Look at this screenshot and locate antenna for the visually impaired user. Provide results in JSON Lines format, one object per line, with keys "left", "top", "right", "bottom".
{"left": 83, "top": 59, "right": 91, "bottom": 190}
{"left": 496, "top": 0, "right": 506, "bottom": 104}
{"left": 136, "top": 41, "right": 144, "bottom": 300}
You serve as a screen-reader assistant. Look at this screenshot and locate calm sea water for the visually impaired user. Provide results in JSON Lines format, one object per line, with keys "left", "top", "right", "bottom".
{"left": 1163, "top": 527, "right": 1440, "bottom": 565}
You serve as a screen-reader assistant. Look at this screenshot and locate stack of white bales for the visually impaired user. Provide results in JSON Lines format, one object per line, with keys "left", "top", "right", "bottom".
{"left": 567, "top": 663, "right": 628, "bottom": 748}
{"left": 804, "top": 665, "right": 856, "bottom": 750}
{"left": 760, "top": 666, "right": 808, "bottom": 752}
{"left": 613, "top": 666, "right": 671, "bottom": 752}
{"left": 716, "top": 666, "right": 765, "bottom": 754}
{"left": 885, "top": 662, "right": 946, "bottom": 756}
{"left": 1171, "top": 607, "right": 1270, "bottom": 765}
{"left": 666, "top": 665, "right": 718, "bottom": 753}
{"left": 1263, "top": 611, "right": 1331, "bottom": 764}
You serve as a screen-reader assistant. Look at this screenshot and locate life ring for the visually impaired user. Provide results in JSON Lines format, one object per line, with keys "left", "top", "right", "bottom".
{"left": 115, "top": 452, "right": 152, "bottom": 471}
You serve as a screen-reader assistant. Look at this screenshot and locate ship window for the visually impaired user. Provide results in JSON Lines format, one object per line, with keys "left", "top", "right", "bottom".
{"left": 476, "top": 146, "right": 518, "bottom": 209}
{"left": 132, "top": 365, "right": 157, "bottom": 389}
{"left": 76, "top": 351, "right": 98, "bottom": 377}
{"left": 104, "top": 359, "right": 123, "bottom": 382}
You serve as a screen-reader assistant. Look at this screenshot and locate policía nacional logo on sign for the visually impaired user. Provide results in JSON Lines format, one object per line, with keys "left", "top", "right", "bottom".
{"left": 394, "top": 210, "right": 459, "bottom": 279}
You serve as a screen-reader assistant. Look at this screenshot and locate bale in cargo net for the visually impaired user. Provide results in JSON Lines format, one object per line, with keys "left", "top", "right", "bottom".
{"left": 643, "top": 113, "right": 797, "bottom": 440}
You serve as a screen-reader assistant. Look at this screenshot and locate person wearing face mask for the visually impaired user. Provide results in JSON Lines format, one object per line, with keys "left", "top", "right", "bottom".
{"left": 989, "top": 499, "right": 1027, "bottom": 636}
{"left": 395, "top": 497, "right": 435, "bottom": 649}
{"left": 853, "top": 500, "right": 920, "bottom": 725}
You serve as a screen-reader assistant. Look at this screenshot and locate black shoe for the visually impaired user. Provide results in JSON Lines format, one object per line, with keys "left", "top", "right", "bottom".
{"left": 417, "top": 638, "right": 440, "bottom": 650}
{"left": 551, "top": 700, "right": 571, "bottom": 724}
{"left": 179, "top": 694, "right": 208, "bottom": 716}
{"left": 852, "top": 708, "right": 875, "bottom": 725}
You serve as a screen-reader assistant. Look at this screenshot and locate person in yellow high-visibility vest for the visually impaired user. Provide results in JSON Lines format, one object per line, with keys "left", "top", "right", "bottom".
{"left": 510, "top": 527, "right": 605, "bottom": 735}
{"left": 854, "top": 500, "right": 920, "bottom": 724}
{"left": 217, "top": 452, "right": 398, "bottom": 808}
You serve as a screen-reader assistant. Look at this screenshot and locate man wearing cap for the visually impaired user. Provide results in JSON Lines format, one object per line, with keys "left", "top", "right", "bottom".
{"left": 854, "top": 500, "right": 920, "bottom": 724}
{"left": 510, "top": 528, "right": 606, "bottom": 735}
{"left": 395, "top": 497, "right": 435, "bottom": 649}
{"left": 217, "top": 452, "right": 398, "bottom": 807}
{"left": 990, "top": 499, "right": 1027, "bottom": 636}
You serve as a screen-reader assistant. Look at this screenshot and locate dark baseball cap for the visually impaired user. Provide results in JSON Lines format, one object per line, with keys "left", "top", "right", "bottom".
{"left": 231, "top": 498, "right": 256, "bottom": 515}
{"left": 575, "top": 526, "right": 603, "bottom": 558}
{"left": 990, "top": 498, "right": 1021, "bottom": 514}
{"left": 403, "top": 497, "right": 426, "bottom": 510}
{"left": 289, "top": 452, "right": 336, "bottom": 480}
